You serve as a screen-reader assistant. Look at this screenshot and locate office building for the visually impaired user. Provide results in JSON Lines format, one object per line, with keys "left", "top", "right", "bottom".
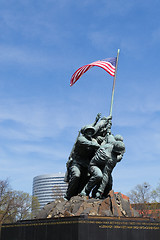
{"left": 33, "top": 173, "right": 68, "bottom": 209}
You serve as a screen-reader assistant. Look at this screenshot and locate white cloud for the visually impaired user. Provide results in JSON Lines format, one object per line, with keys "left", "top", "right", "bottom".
{"left": 8, "top": 142, "right": 69, "bottom": 160}
{"left": 88, "top": 30, "right": 117, "bottom": 51}
{"left": 0, "top": 97, "right": 90, "bottom": 142}
{"left": 0, "top": 45, "right": 67, "bottom": 70}
{"left": 0, "top": 45, "right": 49, "bottom": 66}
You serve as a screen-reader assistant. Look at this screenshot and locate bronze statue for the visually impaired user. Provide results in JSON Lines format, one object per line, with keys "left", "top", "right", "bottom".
{"left": 64, "top": 114, "right": 124, "bottom": 200}
{"left": 64, "top": 114, "right": 102, "bottom": 200}
{"left": 80, "top": 135, "right": 125, "bottom": 198}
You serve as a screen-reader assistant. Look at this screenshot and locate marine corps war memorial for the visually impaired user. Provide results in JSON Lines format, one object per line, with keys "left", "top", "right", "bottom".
{"left": 1, "top": 50, "right": 160, "bottom": 240}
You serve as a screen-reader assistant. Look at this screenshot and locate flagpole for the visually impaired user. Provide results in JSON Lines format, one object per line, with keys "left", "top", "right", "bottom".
{"left": 109, "top": 49, "right": 120, "bottom": 117}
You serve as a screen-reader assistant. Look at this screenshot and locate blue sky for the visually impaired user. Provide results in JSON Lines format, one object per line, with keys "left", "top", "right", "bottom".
{"left": 0, "top": 0, "right": 160, "bottom": 196}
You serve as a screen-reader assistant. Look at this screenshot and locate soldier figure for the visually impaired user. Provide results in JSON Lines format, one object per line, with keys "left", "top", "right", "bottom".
{"left": 64, "top": 114, "right": 112, "bottom": 200}
{"left": 81, "top": 135, "right": 125, "bottom": 198}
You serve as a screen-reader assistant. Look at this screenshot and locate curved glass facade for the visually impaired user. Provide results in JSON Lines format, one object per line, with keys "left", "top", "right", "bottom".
{"left": 32, "top": 173, "right": 68, "bottom": 209}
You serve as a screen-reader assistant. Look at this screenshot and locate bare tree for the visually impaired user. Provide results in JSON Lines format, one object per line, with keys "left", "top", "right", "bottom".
{"left": 150, "top": 182, "right": 160, "bottom": 219}
{"left": 31, "top": 196, "right": 40, "bottom": 219}
{"left": 52, "top": 185, "right": 64, "bottom": 200}
{"left": 0, "top": 179, "right": 39, "bottom": 224}
{"left": 128, "top": 182, "right": 151, "bottom": 217}
{"left": 128, "top": 182, "right": 151, "bottom": 204}
{"left": 128, "top": 182, "right": 160, "bottom": 219}
{"left": 151, "top": 181, "right": 160, "bottom": 202}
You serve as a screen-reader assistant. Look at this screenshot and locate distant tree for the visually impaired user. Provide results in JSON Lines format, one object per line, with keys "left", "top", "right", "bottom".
{"left": 151, "top": 181, "right": 160, "bottom": 202}
{"left": 52, "top": 185, "right": 64, "bottom": 200}
{"left": 0, "top": 179, "right": 39, "bottom": 224}
{"left": 128, "top": 182, "right": 151, "bottom": 204}
{"left": 150, "top": 181, "right": 160, "bottom": 219}
{"left": 31, "top": 196, "right": 40, "bottom": 218}
{"left": 128, "top": 182, "right": 151, "bottom": 217}
{"left": 128, "top": 182, "right": 160, "bottom": 219}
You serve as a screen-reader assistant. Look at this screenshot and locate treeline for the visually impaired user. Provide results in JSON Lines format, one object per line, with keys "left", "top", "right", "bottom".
{"left": 1, "top": 178, "right": 160, "bottom": 224}
{"left": 0, "top": 179, "right": 39, "bottom": 224}
{"left": 128, "top": 182, "right": 160, "bottom": 219}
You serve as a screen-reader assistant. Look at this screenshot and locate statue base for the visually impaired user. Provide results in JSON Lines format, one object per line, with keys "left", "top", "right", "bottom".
{"left": 1, "top": 215, "right": 160, "bottom": 240}
{"left": 36, "top": 190, "right": 140, "bottom": 218}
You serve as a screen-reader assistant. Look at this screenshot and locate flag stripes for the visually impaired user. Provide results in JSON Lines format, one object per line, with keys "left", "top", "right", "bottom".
{"left": 70, "top": 57, "right": 117, "bottom": 86}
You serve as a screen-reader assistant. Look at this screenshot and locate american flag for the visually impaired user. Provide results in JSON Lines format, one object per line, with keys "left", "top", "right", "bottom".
{"left": 70, "top": 57, "right": 117, "bottom": 86}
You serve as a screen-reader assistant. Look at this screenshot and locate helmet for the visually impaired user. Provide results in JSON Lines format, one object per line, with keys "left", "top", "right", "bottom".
{"left": 114, "top": 134, "right": 123, "bottom": 142}
{"left": 81, "top": 125, "right": 96, "bottom": 136}
{"left": 113, "top": 141, "right": 125, "bottom": 153}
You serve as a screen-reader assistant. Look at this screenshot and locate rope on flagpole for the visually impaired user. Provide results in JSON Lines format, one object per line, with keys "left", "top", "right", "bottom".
{"left": 109, "top": 49, "right": 120, "bottom": 117}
